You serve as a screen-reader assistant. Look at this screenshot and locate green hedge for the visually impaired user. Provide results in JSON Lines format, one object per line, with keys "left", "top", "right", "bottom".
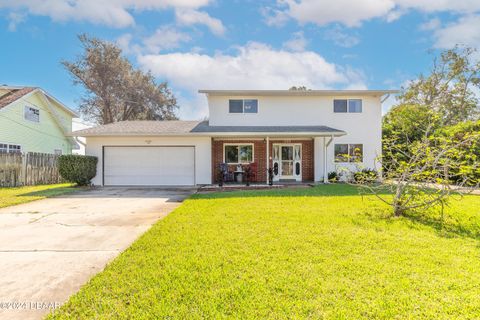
{"left": 58, "top": 155, "right": 98, "bottom": 186}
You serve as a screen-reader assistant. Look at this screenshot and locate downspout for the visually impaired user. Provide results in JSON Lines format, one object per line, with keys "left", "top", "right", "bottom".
{"left": 74, "top": 136, "right": 86, "bottom": 148}
{"left": 323, "top": 135, "right": 334, "bottom": 183}
{"left": 266, "top": 136, "right": 269, "bottom": 184}
{"left": 381, "top": 93, "right": 390, "bottom": 103}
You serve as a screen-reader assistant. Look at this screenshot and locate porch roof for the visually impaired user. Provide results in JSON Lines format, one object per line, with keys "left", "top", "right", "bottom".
{"left": 191, "top": 121, "right": 346, "bottom": 136}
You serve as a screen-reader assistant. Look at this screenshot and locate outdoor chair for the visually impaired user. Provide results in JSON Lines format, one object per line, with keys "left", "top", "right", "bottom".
{"left": 219, "top": 163, "right": 234, "bottom": 183}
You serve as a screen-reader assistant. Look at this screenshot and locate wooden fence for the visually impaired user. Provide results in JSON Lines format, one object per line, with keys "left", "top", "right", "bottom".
{"left": 0, "top": 152, "right": 62, "bottom": 187}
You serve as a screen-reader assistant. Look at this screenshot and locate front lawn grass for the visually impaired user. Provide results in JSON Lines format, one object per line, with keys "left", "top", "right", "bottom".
{"left": 49, "top": 184, "right": 480, "bottom": 319}
{"left": 0, "top": 183, "right": 76, "bottom": 209}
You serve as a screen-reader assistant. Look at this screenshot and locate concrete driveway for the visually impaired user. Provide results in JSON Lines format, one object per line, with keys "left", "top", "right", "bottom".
{"left": 0, "top": 187, "right": 194, "bottom": 320}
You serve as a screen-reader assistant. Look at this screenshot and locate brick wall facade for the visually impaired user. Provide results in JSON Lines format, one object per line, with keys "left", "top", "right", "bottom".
{"left": 211, "top": 138, "right": 314, "bottom": 183}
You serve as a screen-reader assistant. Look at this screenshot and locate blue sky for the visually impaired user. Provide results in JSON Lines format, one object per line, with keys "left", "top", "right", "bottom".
{"left": 1, "top": 0, "right": 479, "bottom": 120}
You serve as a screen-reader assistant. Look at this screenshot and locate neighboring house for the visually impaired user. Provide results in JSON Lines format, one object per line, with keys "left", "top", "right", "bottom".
{"left": 0, "top": 86, "right": 78, "bottom": 155}
{"left": 72, "top": 89, "right": 397, "bottom": 186}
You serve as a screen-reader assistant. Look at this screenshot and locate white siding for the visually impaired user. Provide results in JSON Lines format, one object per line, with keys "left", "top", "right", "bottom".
{"left": 85, "top": 136, "right": 212, "bottom": 186}
{"left": 208, "top": 95, "right": 383, "bottom": 179}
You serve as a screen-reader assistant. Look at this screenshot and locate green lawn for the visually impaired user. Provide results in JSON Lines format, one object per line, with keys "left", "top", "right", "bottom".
{"left": 0, "top": 183, "right": 76, "bottom": 209}
{"left": 48, "top": 185, "right": 480, "bottom": 319}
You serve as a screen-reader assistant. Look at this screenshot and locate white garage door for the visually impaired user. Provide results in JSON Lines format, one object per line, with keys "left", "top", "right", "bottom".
{"left": 103, "top": 146, "right": 195, "bottom": 186}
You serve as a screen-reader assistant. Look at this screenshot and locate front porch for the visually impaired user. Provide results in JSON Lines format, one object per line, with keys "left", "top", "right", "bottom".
{"left": 211, "top": 136, "right": 334, "bottom": 185}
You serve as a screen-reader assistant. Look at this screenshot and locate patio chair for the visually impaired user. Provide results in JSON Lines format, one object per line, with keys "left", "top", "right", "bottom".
{"left": 219, "top": 163, "right": 234, "bottom": 183}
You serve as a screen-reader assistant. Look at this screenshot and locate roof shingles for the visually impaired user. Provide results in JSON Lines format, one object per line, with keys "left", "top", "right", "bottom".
{"left": 0, "top": 87, "right": 37, "bottom": 109}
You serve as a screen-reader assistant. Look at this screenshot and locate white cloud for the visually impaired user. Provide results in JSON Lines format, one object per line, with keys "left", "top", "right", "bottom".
{"left": 143, "top": 26, "right": 192, "bottom": 53}
{"left": 277, "top": 0, "right": 396, "bottom": 27}
{"left": 7, "top": 12, "right": 25, "bottom": 31}
{"left": 324, "top": 27, "right": 360, "bottom": 48}
{"left": 282, "top": 31, "right": 308, "bottom": 51}
{"left": 419, "top": 17, "right": 441, "bottom": 31}
{"left": 432, "top": 15, "right": 480, "bottom": 49}
{"left": 137, "top": 42, "right": 366, "bottom": 119}
{"left": 0, "top": 0, "right": 218, "bottom": 29}
{"left": 261, "top": 6, "right": 290, "bottom": 27}
{"left": 267, "top": 0, "right": 480, "bottom": 28}
{"left": 394, "top": 0, "right": 480, "bottom": 14}
{"left": 175, "top": 9, "right": 226, "bottom": 36}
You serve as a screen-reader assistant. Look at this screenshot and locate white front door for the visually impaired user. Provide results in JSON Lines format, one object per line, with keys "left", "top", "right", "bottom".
{"left": 272, "top": 144, "right": 302, "bottom": 181}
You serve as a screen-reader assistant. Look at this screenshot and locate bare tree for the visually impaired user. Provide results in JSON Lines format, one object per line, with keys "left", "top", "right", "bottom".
{"left": 62, "top": 34, "right": 178, "bottom": 124}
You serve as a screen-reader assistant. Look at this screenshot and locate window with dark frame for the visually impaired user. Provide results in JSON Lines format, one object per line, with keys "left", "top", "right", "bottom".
{"left": 334, "top": 144, "right": 363, "bottom": 162}
{"left": 228, "top": 99, "right": 258, "bottom": 114}
{"left": 334, "top": 99, "right": 362, "bottom": 113}
{"left": 224, "top": 144, "right": 253, "bottom": 164}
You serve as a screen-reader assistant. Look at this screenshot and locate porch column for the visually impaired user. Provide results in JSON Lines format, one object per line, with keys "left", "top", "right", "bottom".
{"left": 266, "top": 136, "right": 269, "bottom": 184}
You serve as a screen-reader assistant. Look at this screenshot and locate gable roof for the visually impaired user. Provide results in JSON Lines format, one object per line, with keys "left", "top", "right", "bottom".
{"left": 71, "top": 120, "right": 346, "bottom": 137}
{"left": 0, "top": 86, "right": 78, "bottom": 117}
{"left": 0, "top": 87, "right": 37, "bottom": 109}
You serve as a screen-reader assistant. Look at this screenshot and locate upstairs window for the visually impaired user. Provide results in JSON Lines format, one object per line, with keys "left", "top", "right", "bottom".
{"left": 334, "top": 100, "right": 347, "bottom": 113}
{"left": 334, "top": 99, "right": 362, "bottom": 113}
{"left": 334, "top": 144, "right": 363, "bottom": 162}
{"left": 0, "top": 143, "right": 21, "bottom": 154}
{"left": 348, "top": 99, "right": 362, "bottom": 113}
{"left": 229, "top": 100, "right": 243, "bottom": 113}
{"left": 229, "top": 99, "right": 258, "bottom": 113}
{"left": 24, "top": 106, "right": 40, "bottom": 122}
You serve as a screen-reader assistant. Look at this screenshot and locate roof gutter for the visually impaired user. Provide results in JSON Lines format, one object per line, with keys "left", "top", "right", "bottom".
{"left": 68, "top": 131, "right": 347, "bottom": 138}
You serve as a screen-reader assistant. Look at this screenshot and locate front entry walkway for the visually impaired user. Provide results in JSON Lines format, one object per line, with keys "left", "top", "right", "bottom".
{"left": 0, "top": 187, "right": 193, "bottom": 320}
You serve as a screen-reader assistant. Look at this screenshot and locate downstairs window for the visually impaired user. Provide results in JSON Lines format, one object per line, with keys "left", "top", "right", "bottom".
{"left": 334, "top": 144, "right": 363, "bottom": 162}
{"left": 224, "top": 144, "right": 253, "bottom": 164}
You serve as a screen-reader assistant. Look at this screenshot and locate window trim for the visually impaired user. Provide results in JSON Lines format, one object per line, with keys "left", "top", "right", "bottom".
{"left": 223, "top": 143, "right": 254, "bottom": 164}
{"left": 228, "top": 99, "right": 258, "bottom": 114}
{"left": 348, "top": 99, "right": 362, "bottom": 113}
{"left": 0, "top": 142, "right": 22, "bottom": 154}
{"left": 334, "top": 143, "right": 364, "bottom": 163}
{"left": 333, "top": 99, "right": 363, "bottom": 113}
{"left": 24, "top": 105, "right": 40, "bottom": 123}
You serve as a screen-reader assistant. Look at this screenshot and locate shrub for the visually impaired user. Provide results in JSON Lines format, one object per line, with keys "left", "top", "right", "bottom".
{"left": 327, "top": 171, "right": 338, "bottom": 183}
{"left": 353, "top": 169, "right": 378, "bottom": 184}
{"left": 58, "top": 155, "right": 98, "bottom": 186}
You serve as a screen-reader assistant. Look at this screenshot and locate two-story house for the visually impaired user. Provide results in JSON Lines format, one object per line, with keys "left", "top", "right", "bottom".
{"left": 73, "top": 89, "right": 397, "bottom": 186}
{"left": 0, "top": 85, "right": 79, "bottom": 155}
